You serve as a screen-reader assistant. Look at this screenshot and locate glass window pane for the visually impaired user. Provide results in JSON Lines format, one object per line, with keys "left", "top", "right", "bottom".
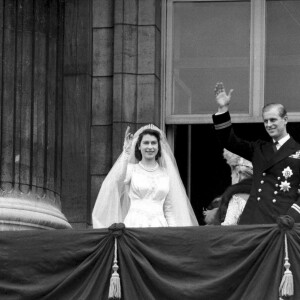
{"left": 266, "top": 1, "right": 300, "bottom": 111}
{"left": 172, "top": 1, "right": 250, "bottom": 115}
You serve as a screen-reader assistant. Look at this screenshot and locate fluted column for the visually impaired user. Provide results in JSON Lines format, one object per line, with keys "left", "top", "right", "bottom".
{"left": 0, "top": 0, "right": 71, "bottom": 230}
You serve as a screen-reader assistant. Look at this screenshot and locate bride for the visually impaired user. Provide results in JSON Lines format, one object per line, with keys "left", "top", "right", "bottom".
{"left": 92, "top": 124, "right": 198, "bottom": 228}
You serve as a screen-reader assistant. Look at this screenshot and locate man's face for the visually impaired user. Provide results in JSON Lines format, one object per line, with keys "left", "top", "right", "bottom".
{"left": 263, "top": 106, "right": 288, "bottom": 141}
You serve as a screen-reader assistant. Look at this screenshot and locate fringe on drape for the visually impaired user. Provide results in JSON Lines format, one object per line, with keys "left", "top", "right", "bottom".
{"left": 108, "top": 237, "right": 121, "bottom": 299}
{"left": 279, "top": 233, "right": 293, "bottom": 299}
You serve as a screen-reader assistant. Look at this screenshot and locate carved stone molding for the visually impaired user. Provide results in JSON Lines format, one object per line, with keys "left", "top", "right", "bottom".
{"left": 0, "top": 190, "right": 71, "bottom": 230}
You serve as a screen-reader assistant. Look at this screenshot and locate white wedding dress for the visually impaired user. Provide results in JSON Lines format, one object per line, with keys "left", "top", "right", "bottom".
{"left": 124, "top": 163, "right": 176, "bottom": 227}
{"left": 92, "top": 124, "right": 198, "bottom": 228}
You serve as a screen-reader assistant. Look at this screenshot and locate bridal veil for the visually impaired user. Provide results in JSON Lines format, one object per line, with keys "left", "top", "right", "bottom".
{"left": 92, "top": 124, "right": 198, "bottom": 228}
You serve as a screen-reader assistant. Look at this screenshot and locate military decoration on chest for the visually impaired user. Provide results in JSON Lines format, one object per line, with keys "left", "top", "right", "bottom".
{"left": 289, "top": 150, "right": 300, "bottom": 159}
{"left": 279, "top": 166, "right": 293, "bottom": 192}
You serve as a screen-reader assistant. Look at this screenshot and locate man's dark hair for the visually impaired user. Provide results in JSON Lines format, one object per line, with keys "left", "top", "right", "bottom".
{"left": 135, "top": 129, "right": 162, "bottom": 161}
{"left": 262, "top": 103, "right": 287, "bottom": 118}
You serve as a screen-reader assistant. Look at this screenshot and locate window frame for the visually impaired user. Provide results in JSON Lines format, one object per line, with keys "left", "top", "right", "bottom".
{"left": 162, "top": 0, "right": 300, "bottom": 125}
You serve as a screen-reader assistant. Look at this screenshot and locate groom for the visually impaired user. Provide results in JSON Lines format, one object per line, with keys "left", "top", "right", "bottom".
{"left": 212, "top": 82, "right": 300, "bottom": 224}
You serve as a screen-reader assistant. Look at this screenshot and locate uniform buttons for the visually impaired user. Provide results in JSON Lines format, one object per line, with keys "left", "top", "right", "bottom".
{"left": 261, "top": 180, "right": 264, "bottom": 184}
{"left": 258, "top": 188, "right": 262, "bottom": 192}
{"left": 275, "top": 184, "right": 278, "bottom": 187}
{"left": 257, "top": 197, "right": 261, "bottom": 201}
{"left": 274, "top": 191, "right": 278, "bottom": 195}
{"left": 272, "top": 199, "right": 276, "bottom": 203}
{"left": 277, "top": 177, "right": 281, "bottom": 180}
{"left": 263, "top": 173, "right": 266, "bottom": 176}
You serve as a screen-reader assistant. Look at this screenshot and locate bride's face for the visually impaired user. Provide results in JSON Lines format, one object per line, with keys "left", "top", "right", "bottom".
{"left": 139, "top": 134, "right": 159, "bottom": 161}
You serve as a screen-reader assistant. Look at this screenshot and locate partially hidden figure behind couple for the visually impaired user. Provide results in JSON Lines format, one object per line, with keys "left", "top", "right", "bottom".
{"left": 92, "top": 124, "right": 198, "bottom": 228}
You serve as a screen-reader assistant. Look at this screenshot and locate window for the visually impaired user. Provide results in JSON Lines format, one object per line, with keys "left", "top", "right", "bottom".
{"left": 266, "top": 1, "right": 300, "bottom": 112}
{"left": 164, "top": 0, "right": 300, "bottom": 124}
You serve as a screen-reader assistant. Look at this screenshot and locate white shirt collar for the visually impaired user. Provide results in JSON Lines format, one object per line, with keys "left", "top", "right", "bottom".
{"left": 273, "top": 134, "right": 290, "bottom": 148}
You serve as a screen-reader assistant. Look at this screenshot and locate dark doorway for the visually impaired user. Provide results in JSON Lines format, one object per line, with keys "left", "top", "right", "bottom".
{"left": 173, "top": 122, "right": 300, "bottom": 225}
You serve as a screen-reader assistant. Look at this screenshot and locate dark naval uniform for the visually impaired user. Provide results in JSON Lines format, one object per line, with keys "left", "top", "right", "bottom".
{"left": 213, "top": 111, "right": 300, "bottom": 224}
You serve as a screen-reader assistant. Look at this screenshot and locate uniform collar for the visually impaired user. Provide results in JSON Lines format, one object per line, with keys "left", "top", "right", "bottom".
{"left": 273, "top": 134, "right": 290, "bottom": 149}
{"left": 263, "top": 135, "right": 296, "bottom": 171}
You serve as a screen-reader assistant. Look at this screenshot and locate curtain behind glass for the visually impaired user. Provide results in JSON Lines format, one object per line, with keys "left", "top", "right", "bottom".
{"left": 266, "top": 1, "right": 300, "bottom": 111}
{"left": 172, "top": 1, "right": 250, "bottom": 115}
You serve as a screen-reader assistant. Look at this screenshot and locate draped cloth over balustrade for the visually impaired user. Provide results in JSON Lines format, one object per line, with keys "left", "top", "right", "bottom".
{"left": 0, "top": 223, "right": 299, "bottom": 299}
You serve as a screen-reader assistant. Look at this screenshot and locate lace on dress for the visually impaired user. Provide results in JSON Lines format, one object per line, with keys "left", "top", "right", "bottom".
{"left": 221, "top": 193, "right": 248, "bottom": 225}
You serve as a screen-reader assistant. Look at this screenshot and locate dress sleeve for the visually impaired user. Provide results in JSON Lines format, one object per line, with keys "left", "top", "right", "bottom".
{"left": 163, "top": 175, "right": 177, "bottom": 226}
{"left": 221, "top": 194, "right": 247, "bottom": 225}
{"left": 104, "top": 151, "right": 130, "bottom": 187}
{"left": 124, "top": 163, "right": 134, "bottom": 185}
{"left": 163, "top": 195, "right": 177, "bottom": 226}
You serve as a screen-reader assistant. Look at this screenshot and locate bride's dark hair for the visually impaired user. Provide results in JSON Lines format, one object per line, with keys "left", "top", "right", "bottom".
{"left": 135, "top": 129, "right": 162, "bottom": 161}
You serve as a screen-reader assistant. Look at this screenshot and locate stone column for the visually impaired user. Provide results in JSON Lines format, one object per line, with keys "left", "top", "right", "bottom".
{"left": 0, "top": 0, "right": 71, "bottom": 230}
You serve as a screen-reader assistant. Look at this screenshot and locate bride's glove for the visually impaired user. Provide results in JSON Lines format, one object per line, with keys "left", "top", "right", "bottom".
{"left": 123, "top": 126, "right": 133, "bottom": 155}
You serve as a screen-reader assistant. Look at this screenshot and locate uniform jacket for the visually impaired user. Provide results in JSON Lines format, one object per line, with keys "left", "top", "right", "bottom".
{"left": 213, "top": 111, "right": 300, "bottom": 224}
